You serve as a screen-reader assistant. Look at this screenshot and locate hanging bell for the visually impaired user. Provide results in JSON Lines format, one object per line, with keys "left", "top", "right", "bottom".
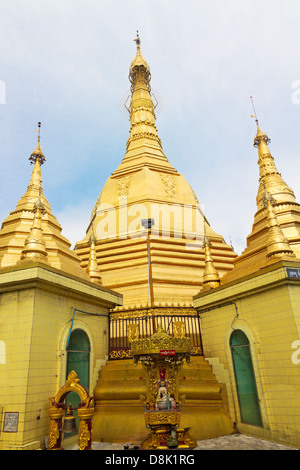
{"left": 63, "top": 404, "right": 77, "bottom": 433}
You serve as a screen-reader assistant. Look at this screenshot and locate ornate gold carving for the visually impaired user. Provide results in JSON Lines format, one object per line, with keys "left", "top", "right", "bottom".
{"left": 49, "top": 397, "right": 64, "bottom": 420}
{"left": 110, "top": 307, "right": 197, "bottom": 320}
{"left": 131, "top": 325, "right": 197, "bottom": 450}
{"left": 145, "top": 410, "right": 181, "bottom": 426}
{"left": 173, "top": 321, "right": 185, "bottom": 338}
{"left": 127, "top": 323, "right": 139, "bottom": 342}
{"left": 130, "top": 324, "right": 191, "bottom": 357}
{"left": 191, "top": 346, "right": 202, "bottom": 356}
{"left": 160, "top": 174, "right": 176, "bottom": 198}
{"left": 166, "top": 361, "right": 178, "bottom": 398}
{"left": 109, "top": 349, "right": 132, "bottom": 360}
{"left": 131, "top": 325, "right": 191, "bottom": 406}
{"left": 48, "top": 420, "right": 60, "bottom": 450}
{"left": 146, "top": 360, "right": 159, "bottom": 406}
{"left": 78, "top": 420, "right": 90, "bottom": 451}
{"left": 49, "top": 371, "right": 94, "bottom": 450}
{"left": 117, "top": 176, "right": 132, "bottom": 200}
{"left": 54, "top": 370, "right": 89, "bottom": 404}
{"left": 126, "top": 133, "right": 162, "bottom": 150}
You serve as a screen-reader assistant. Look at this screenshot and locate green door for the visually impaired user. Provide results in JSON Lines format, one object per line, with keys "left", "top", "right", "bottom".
{"left": 230, "top": 330, "right": 262, "bottom": 427}
{"left": 66, "top": 329, "right": 90, "bottom": 431}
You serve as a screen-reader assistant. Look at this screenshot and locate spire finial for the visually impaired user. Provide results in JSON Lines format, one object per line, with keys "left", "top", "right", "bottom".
{"left": 36, "top": 121, "right": 41, "bottom": 143}
{"left": 250, "top": 99, "right": 271, "bottom": 148}
{"left": 29, "top": 122, "right": 46, "bottom": 165}
{"left": 250, "top": 96, "right": 259, "bottom": 126}
{"left": 129, "top": 31, "right": 151, "bottom": 93}
{"left": 134, "top": 30, "right": 141, "bottom": 47}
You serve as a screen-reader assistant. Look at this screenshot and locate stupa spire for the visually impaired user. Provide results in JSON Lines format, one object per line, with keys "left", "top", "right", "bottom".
{"left": 11, "top": 123, "right": 51, "bottom": 215}
{"left": 0, "top": 124, "right": 91, "bottom": 280}
{"left": 86, "top": 228, "right": 102, "bottom": 285}
{"left": 220, "top": 102, "right": 300, "bottom": 284}
{"left": 250, "top": 97, "right": 296, "bottom": 210}
{"left": 20, "top": 198, "right": 48, "bottom": 263}
{"left": 201, "top": 225, "right": 220, "bottom": 291}
{"left": 127, "top": 32, "right": 161, "bottom": 149}
{"left": 262, "top": 181, "right": 296, "bottom": 262}
{"left": 111, "top": 33, "right": 177, "bottom": 177}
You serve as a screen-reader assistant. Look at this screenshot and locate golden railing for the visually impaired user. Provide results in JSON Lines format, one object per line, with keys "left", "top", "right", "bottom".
{"left": 108, "top": 307, "right": 203, "bottom": 360}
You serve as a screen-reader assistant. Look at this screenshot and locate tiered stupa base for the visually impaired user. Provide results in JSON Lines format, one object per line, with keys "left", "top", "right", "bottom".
{"left": 93, "top": 357, "right": 235, "bottom": 445}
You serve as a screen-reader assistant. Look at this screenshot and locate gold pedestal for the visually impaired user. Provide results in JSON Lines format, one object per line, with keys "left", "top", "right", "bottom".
{"left": 140, "top": 410, "right": 197, "bottom": 449}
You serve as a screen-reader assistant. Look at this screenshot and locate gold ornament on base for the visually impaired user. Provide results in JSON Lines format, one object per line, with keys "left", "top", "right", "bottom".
{"left": 48, "top": 371, "right": 94, "bottom": 450}
{"left": 130, "top": 324, "right": 197, "bottom": 449}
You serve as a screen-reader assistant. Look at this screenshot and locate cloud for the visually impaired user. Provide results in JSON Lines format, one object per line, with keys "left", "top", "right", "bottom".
{"left": 55, "top": 200, "right": 94, "bottom": 249}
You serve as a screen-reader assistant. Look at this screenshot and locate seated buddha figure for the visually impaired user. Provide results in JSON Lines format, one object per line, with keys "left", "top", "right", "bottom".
{"left": 155, "top": 380, "right": 176, "bottom": 410}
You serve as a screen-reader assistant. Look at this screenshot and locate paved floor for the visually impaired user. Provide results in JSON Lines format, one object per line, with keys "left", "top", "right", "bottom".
{"left": 67, "top": 433, "right": 297, "bottom": 450}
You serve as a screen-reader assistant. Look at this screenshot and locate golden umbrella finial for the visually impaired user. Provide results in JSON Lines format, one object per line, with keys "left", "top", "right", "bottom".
{"left": 29, "top": 122, "right": 46, "bottom": 165}
{"left": 134, "top": 30, "right": 141, "bottom": 47}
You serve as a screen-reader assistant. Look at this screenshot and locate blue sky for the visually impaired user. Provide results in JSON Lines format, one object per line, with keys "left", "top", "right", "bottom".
{"left": 1, "top": 0, "right": 300, "bottom": 255}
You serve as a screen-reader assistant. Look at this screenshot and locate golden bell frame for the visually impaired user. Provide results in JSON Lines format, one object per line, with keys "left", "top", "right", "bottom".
{"left": 130, "top": 324, "right": 197, "bottom": 449}
{"left": 48, "top": 371, "right": 94, "bottom": 450}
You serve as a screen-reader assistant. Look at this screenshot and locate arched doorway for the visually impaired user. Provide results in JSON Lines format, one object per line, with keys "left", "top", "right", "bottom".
{"left": 230, "top": 329, "right": 262, "bottom": 427}
{"left": 66, "top": 329, "right": 90, "bottom": 430}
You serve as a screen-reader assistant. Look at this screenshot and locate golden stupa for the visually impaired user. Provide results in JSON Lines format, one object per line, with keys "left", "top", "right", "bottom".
{"left": 222, "top": 113, "right": 300, "bottom": 284}
{"left": 74, "top": 34, "right": 237, "bottom": 443}
{"left": 0, "top": 124, "right": 90, "bottom": 280}
{"left": 75, "top": 34, "right": 236, "bottom": 312}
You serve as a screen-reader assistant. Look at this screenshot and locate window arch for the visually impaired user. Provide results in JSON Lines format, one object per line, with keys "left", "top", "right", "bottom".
{"left": 230, "top": 329, "right": 262, "bottom": 427}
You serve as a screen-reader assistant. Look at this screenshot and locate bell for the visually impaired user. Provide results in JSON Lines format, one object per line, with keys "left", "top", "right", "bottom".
{"left": 63, "top": 404, "right": 77, "bottom": 434}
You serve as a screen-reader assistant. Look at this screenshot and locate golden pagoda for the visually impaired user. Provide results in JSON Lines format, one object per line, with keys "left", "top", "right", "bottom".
{"left": 75, "top": 33, "right": 236, "bottom": 320}
{"left": 75, "top": 34, "right": 237, "bottom": 444}
{"left": 0, "top": 124, "right": 90, "bottom": 280}
{"left": 222, "top": 114, "right": 300, "bottom": 283}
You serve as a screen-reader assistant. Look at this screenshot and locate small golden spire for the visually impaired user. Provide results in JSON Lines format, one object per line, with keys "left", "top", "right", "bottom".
{"left": 86, "top": 228, "right": 102, "bottom": 285}
{"left": 250, "top": 98, "right": 295, "bottom": 209}
{"left": 201, "top": 225, "right": 220, "bottom": 291}
{"left": 20, "top": 198, "right": 48, "bottom": 263}
{"left": 262, "top": 181, "right": 296, "bottom": 261}
{"left": 11, "top": 124, "right": 52, "bottom": 215}
{"left": 29, "top": 122, "right": 46, "bottom": 165}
